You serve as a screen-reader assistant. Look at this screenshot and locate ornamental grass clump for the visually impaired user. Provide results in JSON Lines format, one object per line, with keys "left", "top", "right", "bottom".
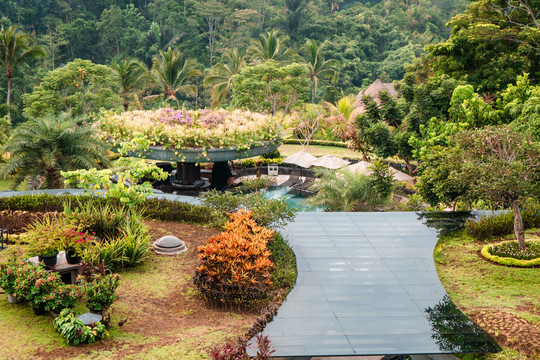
{"left": 97, "top": 108, "right": 281, "bottom": 151}
{"left": 194, "top": 210, "right": 275, "bottom": 305}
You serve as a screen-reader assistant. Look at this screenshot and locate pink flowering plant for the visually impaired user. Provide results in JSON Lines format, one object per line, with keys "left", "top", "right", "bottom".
{"left": 60, "top": 228, "right": 94, "bottom": 255}
{"left": 0, "top": 258, "right": 18, "bottom": 294}
{"left": 13, "top": 262, "right": 79, "bottom": 312}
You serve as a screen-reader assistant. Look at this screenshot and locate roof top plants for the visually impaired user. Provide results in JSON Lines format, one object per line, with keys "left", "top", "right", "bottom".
{"left": 97, "top": 108, "right": 282, "bottom": 151}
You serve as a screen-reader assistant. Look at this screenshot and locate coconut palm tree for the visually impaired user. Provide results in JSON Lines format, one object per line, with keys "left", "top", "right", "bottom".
{"left": 247, "top": 30, "right": 296, "bottom": 63}
{"left": 303, "top": 39, "right": 339, "bottom": 103}
{"left": 204, "top": 48, "right": 246, "bottom": 108}
{"left": 0, "top": 113, "right": 109, "bottom": 189}
{"left": 111, "top": 58, "right": 151, "bottom": 111}
{"left": 151, "top": 47, "right": 202, "bottom": 106}
{"left": 0, "top": 25, "right": 46, "bottom": 122}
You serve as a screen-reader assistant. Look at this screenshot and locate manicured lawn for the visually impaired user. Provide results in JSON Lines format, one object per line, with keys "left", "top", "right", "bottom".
{"left": 435, "top": 230, "right": 540, "bottom": 360}
{"left": 0, "top": 178, "right": 25, "bottom": 191}
{"left": 278, "top": 143, "right": 365, "bottom": 160}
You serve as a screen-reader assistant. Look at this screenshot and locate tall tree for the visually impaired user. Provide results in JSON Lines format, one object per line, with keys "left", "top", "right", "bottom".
{"left": 194, "top": 0, "right": 230, "bottom": 66}
{"left": 423, "top": 126, "right": 540, "bottom": 249}
{"left": 204, "top": 48, "right": 246, "bottom": 108}
{"left": 151, "top": 47, "right": 202, "bottom": 106}
{"left": 247, "top": 30, "right": 296, "bottom": 63}
{"left": 0, "top": 25, "right": 46, "bottom": 122}
{"left": 303, "top": 39, "right": 339, "bottom": 103}
{"left": 0, "top": 113, "right": 109, "bottom": 189}
{"left": 111, "top": 58, "right": 151, "bottom": 111}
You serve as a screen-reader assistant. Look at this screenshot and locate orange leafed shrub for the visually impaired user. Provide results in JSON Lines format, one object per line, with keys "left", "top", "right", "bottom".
{"left": 196, "top": 210, "right": 275, "bottom": 288}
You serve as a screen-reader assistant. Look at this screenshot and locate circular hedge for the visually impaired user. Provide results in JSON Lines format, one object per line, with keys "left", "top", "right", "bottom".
{"left": 481, "top": 240, "right": 540, "bottom": 267}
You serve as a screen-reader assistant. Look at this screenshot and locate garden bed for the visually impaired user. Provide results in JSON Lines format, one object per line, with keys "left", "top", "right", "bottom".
{"left": 0, "top": 220, "right": 261, "bottom": 359}
{"left": 434, "top": 230, "right": 540, "bottom": 359}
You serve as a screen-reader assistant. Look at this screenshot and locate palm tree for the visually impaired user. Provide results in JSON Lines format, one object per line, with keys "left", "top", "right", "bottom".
{"left": 247, "top": 30, "right": 296, "bottom": 63}
{"left": 326, "top": 94, "right": 360, "bottom": 123}
{"left": 204, "top": 48, "right": 246, "bottom": 108}
{"left": 111, "top": 58, "right": 151, "bottom": 111}
{"left": 0, "top": 25, "right": 46, "bottom": 122}
{"left": 0, "top": 113, "right": 109, "bottom": 189}
{"left": 307, "top": 168, "right": 390, "bottom": 211}
{"left": 303, "top": 39, "right": 339, "bottom": 103}
{"left": 151, "top": 47, "right": 202, "bottom": 106}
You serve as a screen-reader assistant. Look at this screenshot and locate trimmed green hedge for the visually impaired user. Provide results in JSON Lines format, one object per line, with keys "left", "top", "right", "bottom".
{"left": 282, "top": 138, "right": 350, "bottom": 148}
{"left": 481, "top": 241, "right": 540, "bottom": 267}
{"left": 0, "top": 194, "right": 215, "bottom": 225}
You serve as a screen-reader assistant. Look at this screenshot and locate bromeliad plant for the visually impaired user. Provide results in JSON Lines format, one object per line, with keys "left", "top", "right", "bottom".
{"left": 96, "top": 108, "right": 281, "bottom": 153}
{"left": 194, "top": 210, "right": 275, "bottom": 304}
{"left": 54, "top": 309, "right": 109, "bottom": 345}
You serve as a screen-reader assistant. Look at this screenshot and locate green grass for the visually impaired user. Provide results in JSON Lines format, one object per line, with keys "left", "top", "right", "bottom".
{"left": 0, "top": 178, "right": 25, "bottom": 191}
{"left": 278, "top": 143, "right": 366, "bottom": 160}
{"left": 435, "top": 230, "right": 540, "bottom": 360}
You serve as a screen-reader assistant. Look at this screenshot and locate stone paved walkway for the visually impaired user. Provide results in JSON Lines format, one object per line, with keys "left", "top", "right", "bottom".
{"left": 251, "top": 212, "right": 499, "bottom": 358}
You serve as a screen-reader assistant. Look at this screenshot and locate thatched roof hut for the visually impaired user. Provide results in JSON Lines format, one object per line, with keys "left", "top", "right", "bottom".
{"left": 354, "top": 78, "right": 398, "bottom": 113}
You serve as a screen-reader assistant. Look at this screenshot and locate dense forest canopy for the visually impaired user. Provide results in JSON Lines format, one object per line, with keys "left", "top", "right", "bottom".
{"left": 0, "top": 0, "right": 468, "bottom": 123}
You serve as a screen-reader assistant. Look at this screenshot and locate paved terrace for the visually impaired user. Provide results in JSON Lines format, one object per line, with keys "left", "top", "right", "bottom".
{"left": 251, "top": 212, "right": 500, "bottom": 359}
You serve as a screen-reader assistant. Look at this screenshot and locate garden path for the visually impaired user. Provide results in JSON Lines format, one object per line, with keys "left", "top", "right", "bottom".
{"left": 250, "top": 212, "right": 500, "bottom": 359}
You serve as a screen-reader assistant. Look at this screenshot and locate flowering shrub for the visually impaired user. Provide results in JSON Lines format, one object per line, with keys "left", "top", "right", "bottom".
{"left": 488, "top": 241, "right": 540, "bottom": 260}
{"left": 194, "top": 210, "right": 275, "bottom": 303}
{"left": 0, "top": 258, "right": 18, "bottom": 294}
{"left": 78, "top": 262, "right": 120, "bottom": 313}
{"left": 97, "top": 108, "right": 281, "bottom": 151}
{"left": 13, "top": 262, "right": 79, "bottom": 312}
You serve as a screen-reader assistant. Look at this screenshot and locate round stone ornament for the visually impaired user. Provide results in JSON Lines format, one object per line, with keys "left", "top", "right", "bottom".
{"left": 152, "top": 235, "right": 187, "bottom": 255}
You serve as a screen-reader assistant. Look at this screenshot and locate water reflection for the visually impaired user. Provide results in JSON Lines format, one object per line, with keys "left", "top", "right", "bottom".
{"left": 417, "top": 211, "right": 472, "bottom": 235}
{"left": 425, "top": 295, "right": 502, "bottom": 353}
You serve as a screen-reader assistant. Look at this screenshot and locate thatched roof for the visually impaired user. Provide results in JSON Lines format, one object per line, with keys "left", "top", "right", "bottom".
{"left": 354, "top": 78, "right": 398, "bottom": 112}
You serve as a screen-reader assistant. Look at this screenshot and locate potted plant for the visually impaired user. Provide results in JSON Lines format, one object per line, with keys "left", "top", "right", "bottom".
{"left": 60, "top": 228, "right": 94, "bottom": 264}
{"left": 13, "top": 262, "right": 51, "bottom": 315}
{"left": 22, "top": 216, "right": 65, "bottom": 269}
{"left": 0, "top": 259, "right": 20, "bottom": 303}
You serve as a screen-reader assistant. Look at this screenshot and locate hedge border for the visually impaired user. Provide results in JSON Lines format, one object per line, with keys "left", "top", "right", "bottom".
{"left": 282, "top": 138, "right": 350, "bottom": 148}
{"left": 481, "top": 240, "right": 540, "bottom": 267}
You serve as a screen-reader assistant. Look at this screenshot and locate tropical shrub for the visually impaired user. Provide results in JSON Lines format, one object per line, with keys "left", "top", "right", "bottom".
{"left": 200, "top": 190, "right": 295, "bottom": 229}
{"left": 194, "top": 210, "right": 275, "bottom": 304}
{"left": 267, "top": 233, "right": 297, "bottom": 292}
{"left": 54, "top": 309, "right": 109, "bottom": 345}
{"left": 209, "top": 334, "right": 275, "bottom": 360}
{"left": 97, "top": 108, "right": 281, "bottom": 154}
{"left": 234, "top": 177, "right": 276, "bottom": 193}
{"left": 466, "top": 201, "right": 540, "bottom": 240}
{"left": 307, "top": 168, "right": 392, "bottom": 211}
{"left": 78, "top": 262, "right": 120, "bottom": 313}
{"left": 81, "top": 216, "right": 151, "bottom": 270}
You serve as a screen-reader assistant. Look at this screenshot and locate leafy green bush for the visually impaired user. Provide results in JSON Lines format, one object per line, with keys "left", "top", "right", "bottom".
{"left": 54, "top": 309, "right": 109, "bottom": 345}
{"left": 234, "top": 177, "right": 276, "bottom": 193}
{"left": 282, "top": 138, "right": 349, "bottom": 148}
{"left": 0, "top": 194, "right": 215, "bottom": 225}
{"left": 260, "top": 149, "right": 281, "bottom": 159}
{"left": 233, "top": 158, "right": 283, "bottom": 169}
{"left": 78, "top": 262, "right": 120, "bottom": 313}
{"left": 465, "top": 201, "right": 540, "bottom": 240}
{"left": 199, "top": 190, "right": 295, "bottom": 229}
{"left": 268, "top": 233, "right": 297, "bottom": 292}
